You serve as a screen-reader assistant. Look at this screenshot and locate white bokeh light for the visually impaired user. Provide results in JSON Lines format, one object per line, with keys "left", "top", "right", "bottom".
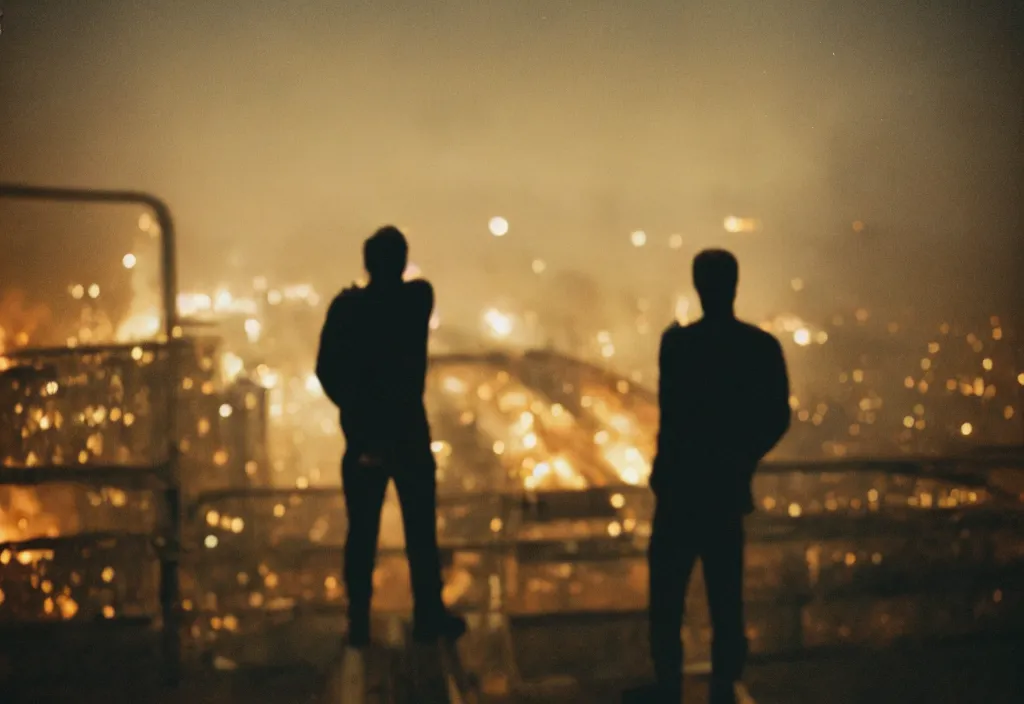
{"left": 489, "top": 216, "right": 509, "bottom": 237}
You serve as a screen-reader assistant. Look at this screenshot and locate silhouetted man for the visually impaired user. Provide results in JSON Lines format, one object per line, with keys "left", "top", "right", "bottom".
{"left": 646, "top": 250, "right": 790, "bottom": 703}
{"left": 316, "top": 226, "right": 466, "bottom": 658}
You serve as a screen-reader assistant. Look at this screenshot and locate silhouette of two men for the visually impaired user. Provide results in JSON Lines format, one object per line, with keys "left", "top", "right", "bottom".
{"left": 642, "top": 250, "right": 791, "bottom": 703}
{"left": 318, "top": 231, "right": 790, "bottom": 703}
{"left": 316, "top": 226, "right": 465, "bottom": 650}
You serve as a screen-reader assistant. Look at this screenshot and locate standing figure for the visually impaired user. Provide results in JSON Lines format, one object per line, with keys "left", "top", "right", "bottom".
{"left": 647, "top": 249, "right": 791, "bottom": 703}
{"left": 316, "top": 226, "right": 466, "bottom": 679}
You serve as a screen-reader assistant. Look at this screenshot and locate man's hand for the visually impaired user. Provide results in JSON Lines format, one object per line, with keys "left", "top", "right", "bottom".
{"left": 357, "top": 452, "right": 384, "bottom": 468}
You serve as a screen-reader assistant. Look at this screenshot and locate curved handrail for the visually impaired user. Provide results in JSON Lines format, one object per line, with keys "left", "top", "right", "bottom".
{"left": 0, "top": 183, "right": 183, "bottom": 684}
{"left": 0, "top": 183, "right": 178, "bottom": 340}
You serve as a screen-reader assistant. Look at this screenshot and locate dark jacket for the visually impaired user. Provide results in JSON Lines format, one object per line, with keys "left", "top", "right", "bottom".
{"left": 652, "top": 316, "right": 791, "bottom": 513}
{"left": 315, "top": 279, "right": 434, "bottom": 457}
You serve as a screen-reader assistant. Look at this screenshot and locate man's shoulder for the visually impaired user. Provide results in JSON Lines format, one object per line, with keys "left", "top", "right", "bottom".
{"left": 737, "top": 319, "right": 776, "bottom": 339}
{"left": 329, "top": 285, "right": 365, "bottom": 310}
{"left": 735, "top": 320, "right": 784, "bottom": 352}
{"left": 332, "top": 280, "right": 434, "bottom": 319}
{"left": 661, "top": 321, "right": 687, "bottom": 339}
{"left": 404, "top": 278, "right": 434, "bottom": 299}
{"left": 662, "top": 319, "right": 714, "bottom": 341}
{"left": 663, "top": 318, "right": 781, "bottom": 348}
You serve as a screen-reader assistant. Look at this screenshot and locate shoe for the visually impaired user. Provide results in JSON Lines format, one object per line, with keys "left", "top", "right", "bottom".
{"left": 412, "top": 610, "right": 467, "bottom": 643}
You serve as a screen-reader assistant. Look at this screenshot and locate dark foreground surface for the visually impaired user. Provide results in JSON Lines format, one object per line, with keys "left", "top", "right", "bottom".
{"left": 2, "top": 633, "right": 1021, "bottom": 704}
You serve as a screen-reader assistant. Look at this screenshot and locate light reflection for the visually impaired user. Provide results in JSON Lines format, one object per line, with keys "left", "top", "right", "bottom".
{"left": 488, "top": 216, "right": 509, "bottom": 237}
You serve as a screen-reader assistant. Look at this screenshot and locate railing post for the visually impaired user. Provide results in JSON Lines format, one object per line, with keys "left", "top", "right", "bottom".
{"left": 159, "top": 474, "right": 182, "bottom": 686}
{"left": 159, "top": 197, "right": 182, "bottom": 687}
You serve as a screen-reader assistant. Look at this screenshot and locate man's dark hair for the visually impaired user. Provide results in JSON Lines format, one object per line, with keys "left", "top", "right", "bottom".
{"left": 363, "top": 226, "right": 408, "bottom": 280}
{"left": 692, "top": 249, "right": 739, "bottom": 310}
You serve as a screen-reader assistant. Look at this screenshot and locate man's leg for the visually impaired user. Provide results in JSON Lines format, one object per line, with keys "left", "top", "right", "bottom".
{"left": 648, "top": 496, "right": 699, "bottom": 698}
{"left": 701, "top": 514, "right": 747, "bottom": 703}
{"left": 342, "top": 452, "right": 390, "bottom": 647}
{"left": 391, "top": 456, "right": 461, "bottom": 641}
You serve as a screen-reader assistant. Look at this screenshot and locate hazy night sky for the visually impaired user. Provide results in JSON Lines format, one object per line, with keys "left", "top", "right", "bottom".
{"left": 1, "top": 0, "right": 1021, "bottom": 330}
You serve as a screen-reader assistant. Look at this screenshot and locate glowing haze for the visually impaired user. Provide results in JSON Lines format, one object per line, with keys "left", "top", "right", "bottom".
{"left": 0, "top": 0, "right": 1021, "bottom": 333}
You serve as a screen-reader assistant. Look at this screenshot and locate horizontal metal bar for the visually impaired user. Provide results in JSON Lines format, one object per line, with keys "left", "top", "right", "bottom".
{"left": 0, "top": 530, "right": 157, "bottom": 553}
{"left": 0, "top": 616, "right": 155, "bottom": 635}
{"left": 0, "top": 182, "right": 171, "bottom": 211}
{"left": 0, "top": 463, "right": 170, "bottom": 488}
{"left": 190, "top": 462, "right": 1021, "bottom": 507}
{"left": 1, "top": 338, "right": 193, "bottom": 361}
{"left": 187, "top": 541, "right": 503, "bottom": 564}
{"left": 191, "top": 486, "right": 513, "bottom": 506}
{"left": 744, "top": 630, "right": 1024, "bottom": 666}
{"left": 504, "top": 580, "right": 1022, "bottom": 624}
{"left": 191, "top": 486, "right": 340, "bottom": 503}
{"left": 188, "top": 516, "right": 1021, "bottom": 559}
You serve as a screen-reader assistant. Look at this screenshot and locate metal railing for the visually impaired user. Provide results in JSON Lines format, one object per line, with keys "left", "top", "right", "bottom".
{"left": 180, "top": 454, "right": 1024, "bottom": 690}
{"left": 0, "top": 183, "right": 183, "bottom": 685}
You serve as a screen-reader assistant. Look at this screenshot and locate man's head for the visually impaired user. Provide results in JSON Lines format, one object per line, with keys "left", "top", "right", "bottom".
{"left": 692, "top": 249, "right": 739, "bottom": 316}
{"left": 363, "top": 226, "right": 408, "bottom": 282}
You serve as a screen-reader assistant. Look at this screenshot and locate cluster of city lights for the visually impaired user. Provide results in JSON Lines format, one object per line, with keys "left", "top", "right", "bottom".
{"left": 1, "top": 208, "right": 1019, "bottom": 466}
{"left": 1, "top": 208, "right": 1022, "bottom": 662}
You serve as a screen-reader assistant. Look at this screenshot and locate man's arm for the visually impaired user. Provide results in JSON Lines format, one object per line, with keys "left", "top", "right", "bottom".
{"left": 404, "top": 278, "right": 434, "bottom": 381}
{"left": 406, "top": 279, "right": 434, "bottom": 334}
{"left": 750, "top": 336, "right": 791, "bottom": 461}
{"left": 655, "top": 325, "right": 681, "bottom": 461}
{"left": 315, "top": 292, "right": 355, "bottom": 409}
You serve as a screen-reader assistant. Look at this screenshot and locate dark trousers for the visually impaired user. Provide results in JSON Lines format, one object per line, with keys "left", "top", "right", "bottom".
{"left": 648, "top": 496, "right": 748, "bottom": 691}
{"left": 342, "top": 449, "right": 445, "bottom": 647}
